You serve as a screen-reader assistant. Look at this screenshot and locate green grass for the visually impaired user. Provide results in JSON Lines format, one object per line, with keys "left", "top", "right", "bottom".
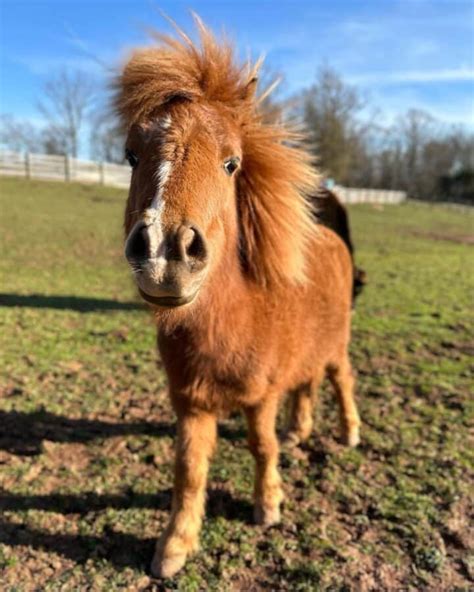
{"left": 0, "top": 176, "right": 473, "bottom": 591}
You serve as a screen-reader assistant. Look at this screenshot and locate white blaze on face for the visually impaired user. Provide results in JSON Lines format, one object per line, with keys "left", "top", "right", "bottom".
{"left": 140, "top": 115, "right": 173, "bottom": 260}
{"left": 141, "top": 159, "right": 172, "bottom": 261}
{"left": 125, "top": 115, "right": 176, "bottom": 295}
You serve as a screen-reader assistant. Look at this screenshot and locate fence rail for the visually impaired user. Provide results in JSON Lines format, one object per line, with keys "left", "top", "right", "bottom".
{"left": 0, "top": 150, "right": 131, "bottom": 189}
{"left": 334, "top": 185, "right": 406, "bottom": 204}
{"left": 0, "top": 150, "right": 407, "bottom": 203}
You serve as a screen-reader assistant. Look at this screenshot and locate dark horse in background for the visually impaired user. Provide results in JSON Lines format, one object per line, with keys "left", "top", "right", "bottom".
{"left": 312, "top": 187, "right": 367, "bottom": 304}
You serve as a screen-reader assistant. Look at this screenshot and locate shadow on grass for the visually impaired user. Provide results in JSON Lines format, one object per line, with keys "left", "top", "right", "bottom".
{"left": 0, "top": 517, "right": 157, "bottom": 569}
{"left": 0, "top": 293, "right": 144, "bottom": 313}
{"left": 0, "top": 488, "right": 252, "bottom": 521}
{"left": 0, "top": 489, "right": 172, "bottom": 514}
{"left": 0, "top": 489, "right": 253, "bottom": 570}
{"left": 0, "top": 409, "right": 174, "bottom": 456}
{"left": 0, "top": 410, "right": 247, "bottom": 456}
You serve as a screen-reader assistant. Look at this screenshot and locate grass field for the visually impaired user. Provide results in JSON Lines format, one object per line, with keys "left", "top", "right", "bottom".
{"left": 0, "top": 177, "right": 473, "bottom": 591}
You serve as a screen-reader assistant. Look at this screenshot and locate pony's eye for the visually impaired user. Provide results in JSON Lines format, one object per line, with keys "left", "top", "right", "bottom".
{"left": 223, "top": 157, "right": 240, "bottom": 176}
{"left": 125, "top": 149, "right": 139, "bottom": 169}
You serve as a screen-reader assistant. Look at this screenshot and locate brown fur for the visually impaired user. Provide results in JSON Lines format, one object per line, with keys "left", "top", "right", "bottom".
{"left": 116, "top": 17, "right": 361, "bottom": 578}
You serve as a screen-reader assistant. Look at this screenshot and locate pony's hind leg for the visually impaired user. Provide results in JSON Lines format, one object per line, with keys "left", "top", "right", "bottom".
{"left": 327, "top": 356, "right": 360, "bottom": 447}
{"left": 284, "top": 374, "right": 322, "bottom": 447}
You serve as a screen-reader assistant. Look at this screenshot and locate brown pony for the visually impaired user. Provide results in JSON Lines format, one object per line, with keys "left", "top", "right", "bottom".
{"left": 116, "top": 18, "right": 361, "bottom": 578}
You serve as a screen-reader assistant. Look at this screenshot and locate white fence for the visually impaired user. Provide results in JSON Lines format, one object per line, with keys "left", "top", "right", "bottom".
{"left": 0, "top": 150, "right": 131, "bottom": 189}
{"left": 334, "top": 185, "right": 406, "bottom": 204}
{"left": 0, "top": 150, "right": 407, "bottom": 203}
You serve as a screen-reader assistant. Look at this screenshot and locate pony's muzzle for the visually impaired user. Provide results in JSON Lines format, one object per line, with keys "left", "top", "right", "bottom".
{"left": 125, "top": 221, "right": 208, "bottom": 307}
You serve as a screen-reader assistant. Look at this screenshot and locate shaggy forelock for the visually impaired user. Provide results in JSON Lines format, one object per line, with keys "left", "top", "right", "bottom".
{"left": 114, "top": 15, "right": 256, "bottom": 126}
{"left": 117, "top": 15, "right": 320, "bottom": 286}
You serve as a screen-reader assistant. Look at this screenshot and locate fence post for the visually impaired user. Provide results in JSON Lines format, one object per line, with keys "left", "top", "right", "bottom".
{"left": 64, "top": 155, "right": 70, "bottom": 182}
{"left": 25, "top": 152, "right": 31, "bottom": 179}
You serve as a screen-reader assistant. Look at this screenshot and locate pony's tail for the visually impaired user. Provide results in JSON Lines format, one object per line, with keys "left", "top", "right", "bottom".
{"left": 352, "top": 266, "right": 367, "bottom": 303}
{"left": 310, "top": 186, "right": 367, "bottom": 306}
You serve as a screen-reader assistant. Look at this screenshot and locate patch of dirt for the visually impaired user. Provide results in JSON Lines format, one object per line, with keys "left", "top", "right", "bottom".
{"left": 410, "top": 230, "right": 474, "bottom": 245}
{"left": 443, "top": 498, "right": 474, "bottom": 552}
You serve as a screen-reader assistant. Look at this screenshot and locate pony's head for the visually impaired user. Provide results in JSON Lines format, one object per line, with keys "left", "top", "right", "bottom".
{"left": 116, "top": 17, "right": 318, "bottom": 310}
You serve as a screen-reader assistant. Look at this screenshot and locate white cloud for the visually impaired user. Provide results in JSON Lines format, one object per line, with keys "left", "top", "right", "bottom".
{"left": 348, "top": 67, "right": 474, "bottom": 85}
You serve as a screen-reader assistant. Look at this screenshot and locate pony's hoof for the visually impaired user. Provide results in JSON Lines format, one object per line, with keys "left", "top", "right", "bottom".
{"left": 254, "top": 503, "right": 281, "bottom": 526}
{"left": 281, "top": 431, "right": 301, "bottom": 449}
{"left": 150, "top": 550, "right": 187, "bottom": 579}
{"left": 343, "top": 427, "right": 360, "bottom": 448}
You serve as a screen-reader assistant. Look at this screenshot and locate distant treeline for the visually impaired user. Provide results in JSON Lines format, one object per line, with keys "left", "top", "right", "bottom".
{"left": 1, "top": 67, "right": 472, "bottom": 204}
{"left": 297, "top": 68, "right": 473, "bottom": 204}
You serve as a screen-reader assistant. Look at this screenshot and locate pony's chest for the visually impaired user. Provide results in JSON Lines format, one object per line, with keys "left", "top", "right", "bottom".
{"left": 158, "top": 332, "right": 269, "bottom": 409}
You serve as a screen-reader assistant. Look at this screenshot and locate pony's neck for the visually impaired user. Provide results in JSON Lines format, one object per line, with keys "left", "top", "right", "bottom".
{"left": 204, "top": 226, "right": 251, "bottom": 315}
{"left": 183, "top": 221, "right": 254, "bottom": 349}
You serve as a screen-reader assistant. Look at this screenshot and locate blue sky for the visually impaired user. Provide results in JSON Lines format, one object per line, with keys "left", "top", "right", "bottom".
{"left": 1, "top": 0, "right": 473, "bottom": 152}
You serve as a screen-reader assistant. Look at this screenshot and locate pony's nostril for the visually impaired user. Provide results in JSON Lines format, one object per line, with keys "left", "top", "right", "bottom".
{"left": 161, "top": 223, "right": 208, "bottom": 268}
{"left": 126, "top": 224, "right": 149, "bottom": 261}
{"left": 185, "top": 226, "right": 207, "bottom": 262}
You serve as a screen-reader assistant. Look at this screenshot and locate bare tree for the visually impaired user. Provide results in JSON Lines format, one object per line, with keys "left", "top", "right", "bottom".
{"left": 297, "top": 66, "right": 473, "bottom": 200}
{"left": 382, "top": 111, "right": 473, "bottom": 200}
{"left": 89, "top": 109, "right": 125, "bottom": 164}
{"left": 38, "top": 70, "right": 94, "bottom": 158}
{"left": 41, "top": 125, "right": 70, "bottom": 155}
{"left": 394, "top": 109, "right": 436, "bottom": 197}
{"left": 300, "top": 66, "right": 369, "bottom": 185}
{"left": 0, "top": 115, "right": 77, "bottom": 156}
{"left": 0, "top": 115, "right": 43, "bottom": 152}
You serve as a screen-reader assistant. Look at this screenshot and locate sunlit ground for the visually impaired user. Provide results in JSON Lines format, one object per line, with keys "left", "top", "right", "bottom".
{"left": 0, "top": 177, "right": 472, "bottom": 590}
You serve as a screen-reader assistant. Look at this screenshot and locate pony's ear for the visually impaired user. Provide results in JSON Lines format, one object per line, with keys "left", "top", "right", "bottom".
{"left": 241, "top": 77, "right": 258, "bottom": 102}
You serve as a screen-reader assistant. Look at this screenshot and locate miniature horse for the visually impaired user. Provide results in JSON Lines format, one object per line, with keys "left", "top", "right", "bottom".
{"left": 116, "top": 19, "right": 361, "bottom": 578}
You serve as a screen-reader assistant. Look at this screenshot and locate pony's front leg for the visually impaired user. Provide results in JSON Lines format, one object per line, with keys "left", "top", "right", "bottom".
{"left": 151, "top": 409, "right": 217, "bottom": 578}
{"left": 245, "top": 396, "right": 284, "bottom": 526}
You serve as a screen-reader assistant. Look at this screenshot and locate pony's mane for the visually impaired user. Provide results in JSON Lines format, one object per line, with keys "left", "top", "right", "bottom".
{"left": 115, "top": 16, "right": 319, "bottom": 286}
